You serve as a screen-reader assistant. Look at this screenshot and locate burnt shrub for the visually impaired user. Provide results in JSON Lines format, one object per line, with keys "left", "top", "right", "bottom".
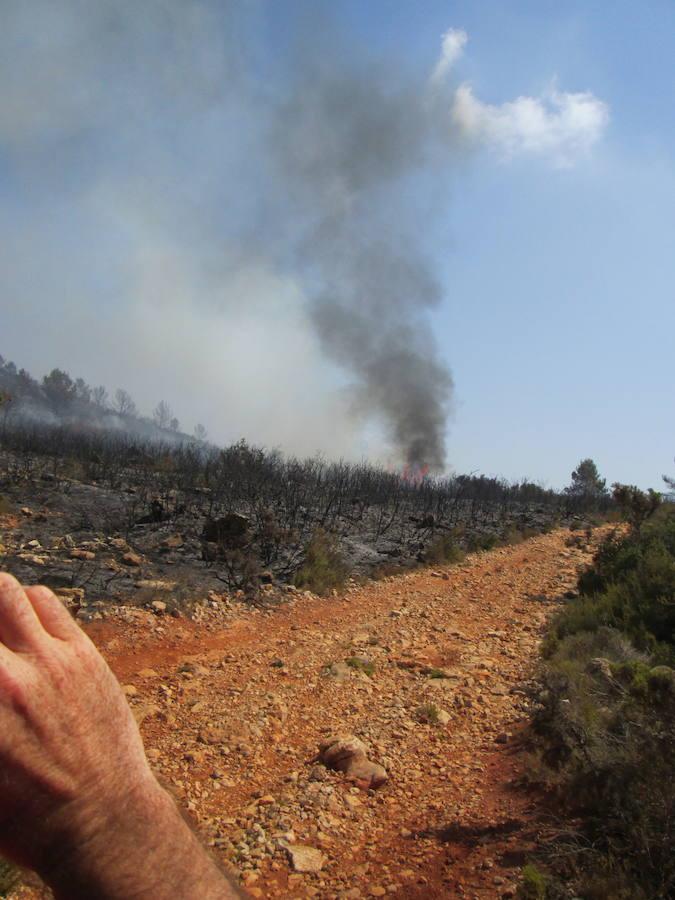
{"left": 294, "top": 529, "right": 348, "bottom": 596}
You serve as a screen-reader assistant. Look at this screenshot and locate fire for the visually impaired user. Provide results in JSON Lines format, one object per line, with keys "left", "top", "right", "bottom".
{"left": 401, "top": 463, "right": 430, "bottom": 486}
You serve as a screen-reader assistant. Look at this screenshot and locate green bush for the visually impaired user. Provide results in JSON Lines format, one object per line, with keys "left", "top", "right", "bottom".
{"left": 517, "top": 865, "right": 548, "bottom": 900}
{"left": 530, "top": 506, "right": 675, "bottom": 898}
{"left": 294, "top": 529, "right": 348, "bottom": 595}
{"left": 466, "top": 532, "right": 498, "bottom": 552}
{"left": 345, "top": 656, "right": 375, "bottom": 677}
{"left": 424, "top": 532, "right": 465, "bottom": 565}
{"left": 550, "top": 509, "right": 675, "bottom": 662}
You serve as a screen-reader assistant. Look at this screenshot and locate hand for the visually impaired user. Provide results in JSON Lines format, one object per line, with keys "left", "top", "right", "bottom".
{"left": 0, "top": 574, "right": 239, "bottom": 898}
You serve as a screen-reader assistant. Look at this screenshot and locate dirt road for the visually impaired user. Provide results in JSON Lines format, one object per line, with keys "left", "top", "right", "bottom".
{"left": 16, "top": 529, "right": 601, "bottom": 899}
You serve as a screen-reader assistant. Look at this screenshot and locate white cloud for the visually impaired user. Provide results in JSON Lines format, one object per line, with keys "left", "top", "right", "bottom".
{"left": 452, "top": 83, "right": 609, "bottom": 166}
{"left": 431, "top": 28, "right": 609, "bottom": 166}
{"left": 430, "top": 28, "right": 468, "bottom": 86}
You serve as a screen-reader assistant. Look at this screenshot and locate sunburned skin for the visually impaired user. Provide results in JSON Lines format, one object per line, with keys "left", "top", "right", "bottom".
{"left": 0, "top": 573, "right": 241, "bottom": 899}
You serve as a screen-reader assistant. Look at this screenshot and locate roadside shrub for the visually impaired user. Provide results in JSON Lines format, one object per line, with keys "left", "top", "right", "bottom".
{"left": 294, "top": 529, "right": 348, "bottom": 596}
{"left": 550, "top": 509, "right": 675, "bottom": 662}
{"left": 529, "top": 506, "right": 675, "bottom": 898}
{"left": 466, "top": 532, "right": 498, "bottom": 552}
{"left": 501, "top": 526, "right": 525, "bottom": 545}
{"left": 424, "top": 532, "right": 465, "bottom": 565}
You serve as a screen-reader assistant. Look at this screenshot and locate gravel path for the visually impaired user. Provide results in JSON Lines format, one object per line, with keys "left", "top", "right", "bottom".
{"left": 14, "top": 529, "right": 603, "bottom": 899}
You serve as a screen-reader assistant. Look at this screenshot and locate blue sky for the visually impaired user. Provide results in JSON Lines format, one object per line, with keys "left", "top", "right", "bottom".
{"left": 0, "top": 1, "right": 673, "bottom": 489}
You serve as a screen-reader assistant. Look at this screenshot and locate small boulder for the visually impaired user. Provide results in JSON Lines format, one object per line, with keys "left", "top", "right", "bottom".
{"left": 122, "top": 551, "right": 143, "bottom": 567}
{"left": 285, "top": 844, "right": 326, "bottom": 874}
{"left": 318, "top": 735, "right": 388, "bottom": 789}
{"left": 70, "top": 549, "right": 95, "bottom": 561}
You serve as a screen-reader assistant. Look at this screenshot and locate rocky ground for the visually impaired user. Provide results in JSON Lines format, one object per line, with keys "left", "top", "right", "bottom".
{"left": 7, "top": 527, "right": 608, "bottom": 900}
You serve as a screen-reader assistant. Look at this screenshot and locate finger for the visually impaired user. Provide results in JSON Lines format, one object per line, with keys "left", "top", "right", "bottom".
{"left": 0, "top": 573, "right": 48, "bottom": 651}
{"left": 24, "top": 586, "right": 80, "bottom": 641}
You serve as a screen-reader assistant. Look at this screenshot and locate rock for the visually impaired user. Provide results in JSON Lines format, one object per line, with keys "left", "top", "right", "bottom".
{"left": 122, "top": 551, "right": 143, "bottom": 567}
{"left": 70, "top": 549, "right": 95, "bottom": 561}
{"left": 285, "top": 844, "right": 326, "bottom": 874}
{"left": 136, "top": 580, "right": 177, "bottom": 592}
{"left": 122, "top": 684, "right": 138, "bottom": 698}
{"left": 160, "top": 534, "right": 184, "bottom": 551}
{"left": 132, "top": 703, "right": 160, "bottom": 726}
{"left": 198, "top": 726, "right": 228, "bottom": 745}
{"left": 318, "top": 735, "right": 388, "bottom": 789}
{"left": 151, "top": 601, "right": 167, "bottom": 613}
{"left": 109, "top": 537, "right": 129, "bottom": 550}
{"left": 327, "top": 662, "right": 352, "bottom": 682}
{"left": 202, "top": 514, "right": 250, "bottom": 547}
{"left": 319, "top": 735, "right": 368, "bottom": 772}
{"left": 54, "top": 587, "right": 85, "bottom": 605}
{"left": 587, "top": 657, "right": 614, "bottom": 681}
{"left": 437, "top": 709, "right": 451, "bottom": 726}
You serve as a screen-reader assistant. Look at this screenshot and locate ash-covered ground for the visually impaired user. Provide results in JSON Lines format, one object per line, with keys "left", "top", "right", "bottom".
{"left": 0, "top": 444, "right": 576, "bottom": 622}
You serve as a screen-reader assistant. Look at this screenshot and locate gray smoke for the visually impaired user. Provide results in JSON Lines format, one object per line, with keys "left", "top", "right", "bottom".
{"left": 268, "top": 49, "right": 454, "bottom": 469}
{"left": 0, "top": 1, "right": 455, "bottom": 469}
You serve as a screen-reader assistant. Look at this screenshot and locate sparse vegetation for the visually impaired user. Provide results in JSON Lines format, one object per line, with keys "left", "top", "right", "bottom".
{"left": 294, "top": 529, "right": 349, "bottom": 595}
{"left": 424, "top": 532, "right": 465, "bottom": 565}
{"left": 517, "top": 864, "right": 548, "bottom": 900}
{"left": 345, "top": 656, "right": 375, "bottom": 677}
{"left": 415, "top": 702, "right": 440, "bottom": 724}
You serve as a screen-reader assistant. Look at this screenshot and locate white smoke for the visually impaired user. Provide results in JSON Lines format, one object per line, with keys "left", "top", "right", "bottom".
{"left": 429, "top": 28, "right": 468, "bottom": 86}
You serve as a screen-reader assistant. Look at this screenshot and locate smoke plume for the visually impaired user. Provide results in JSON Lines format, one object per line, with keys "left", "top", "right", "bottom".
{"left": 0, "top": 2, "right": 607, "bottom": 469}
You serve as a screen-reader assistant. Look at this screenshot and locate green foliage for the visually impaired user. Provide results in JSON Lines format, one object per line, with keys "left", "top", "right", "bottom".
{"left": 611, "top": 482, "right": 662, "bottom": 533}
{"left": 530, "top": 507, "right": 675, "bottom": 897}
{"left": 466, "top": 532, "right": 498, "bottom": 552}
{"left": 427, "top": 667, "right": 448, "bottom": 679}
{"left": 566, "top": 458, "right": 607, "bottom": 502}
{"left": 517, "top": 865, "right": 548, "bottom": 900}
{"left": 345, "top": 656, "right": 375, "bottom": 677}
{"left": 424, "top": 532, "right": 465, "bottom": 565}
{"left": 42, "top": 368, "right": 76, "bottom": 407}
{"left": 294, "top": 529, "right": 349, "bottom": 596}
{"left": 549, "top": 509, "right": 675, "bottom": 661}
